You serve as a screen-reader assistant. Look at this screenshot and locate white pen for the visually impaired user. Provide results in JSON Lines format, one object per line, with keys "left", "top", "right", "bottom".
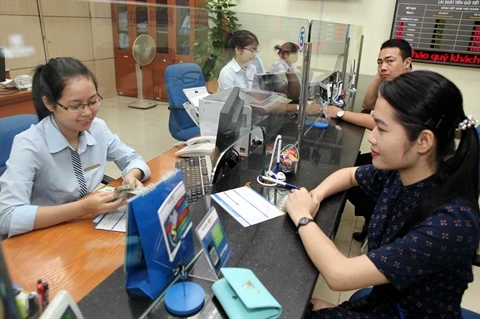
{"left": 258, "top": 175, "right": 300, "bottom": 190}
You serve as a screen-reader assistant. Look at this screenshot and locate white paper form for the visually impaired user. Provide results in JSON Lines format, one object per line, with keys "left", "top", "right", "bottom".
{"left": 94, "top": 205, "right": 127, "bottom": 232}
{"left": 211, "top": 186, "right": 284, "bottom": 227}
{"left": 93, "top": 186, "right": 146, "bottom": 232}
{"left": 93, "top": 185, "right": 137, "bottom": 232}
{"left": 183, "top": 87, "right": 210, "bottom": 108}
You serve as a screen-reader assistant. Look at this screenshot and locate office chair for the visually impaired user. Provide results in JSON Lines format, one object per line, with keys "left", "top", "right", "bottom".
{"left": 0, "top": 114, "right": 38, "bottom": 176}
{"left": 165, "top": 63, "right": 205, "bottom": 141}
{"left": 0, "top": 114, "right": 114, "bottom": 184}
{"left": 348, "top": 287, "right": 480, "bottom": 318}
{"left": 252, "top": 57, "right": 265, "bottom": 73}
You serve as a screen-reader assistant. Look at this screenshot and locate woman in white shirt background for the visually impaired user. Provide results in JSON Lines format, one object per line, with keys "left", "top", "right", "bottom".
{"left": 269, "top": 42, "right": 300, "bottom": 73}
{"left": 217, "top": 30, "right": 259, "bottom": 91}
{"left": 0, "top": 57, "right": 151, "bottom": 237}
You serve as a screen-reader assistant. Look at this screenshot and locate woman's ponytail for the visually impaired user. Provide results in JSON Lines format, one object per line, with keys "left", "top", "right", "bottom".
{"left": 32, "top": 65, "right": 52, "bottom": 121}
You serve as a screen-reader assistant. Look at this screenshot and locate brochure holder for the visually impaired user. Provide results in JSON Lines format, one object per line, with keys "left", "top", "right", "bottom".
{"left": 125, "top": 169, "right": 205, "bottom": 315}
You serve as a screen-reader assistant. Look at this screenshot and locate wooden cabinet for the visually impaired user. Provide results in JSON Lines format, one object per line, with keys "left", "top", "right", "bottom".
{"left": 152, "top": 57, "right": 171, "bottom": 100}
{"left": 113, "top": 53, "right": 154, "bottom": 98}
{"left": 111, "top": 0, "right": 205, "bottom": 101}
{"left": 0, "top": 89, "right": 35, "bottom": 118}
{"left": 113, "top": 53, "right": 136, "bottom": 96}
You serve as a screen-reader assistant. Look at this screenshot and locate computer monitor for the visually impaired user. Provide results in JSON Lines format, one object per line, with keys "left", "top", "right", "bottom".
{"left": 215, "top": 87, "right": 245, "bottom": 150}
{"left": 0, "top": 244, "right": 22, "bottom": 319}
{"left": 212, "top": 87, "right": 249, "bottom": 183}
{"left": 0, "top": 48, "right": 5, "bottom": 82}
{"left": 254, "top": 73, "right": 281, "bottom": 92}
{"left": 253, "top": 72, "right": 300, "bottom": 102}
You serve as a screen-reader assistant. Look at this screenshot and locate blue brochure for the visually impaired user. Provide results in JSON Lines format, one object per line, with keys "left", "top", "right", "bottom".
{"left": 125, "top": 170, "right": 195, "bottom": 300}
{"left": 195, "top": 207, "right": 232, "bottom": 277}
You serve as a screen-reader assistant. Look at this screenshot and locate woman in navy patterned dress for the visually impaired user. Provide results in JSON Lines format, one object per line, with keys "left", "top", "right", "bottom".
{"left": 285, "top": 70, "right": 480, "bottom": 318}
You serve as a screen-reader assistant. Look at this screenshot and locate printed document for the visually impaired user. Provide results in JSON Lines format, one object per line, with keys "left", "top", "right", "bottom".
{"left": 94, "top": 206, "right": 127, "bottom": 232}
{"left": 93, "top": 185, "right": 146, "bottom": 232}
{"left": 211, "top": 186, "right": 284, "bottom": 227}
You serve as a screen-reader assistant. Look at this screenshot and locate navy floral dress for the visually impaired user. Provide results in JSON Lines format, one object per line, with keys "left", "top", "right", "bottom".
{"left": 308, "top": 165, "right": 480, "bottom": 319}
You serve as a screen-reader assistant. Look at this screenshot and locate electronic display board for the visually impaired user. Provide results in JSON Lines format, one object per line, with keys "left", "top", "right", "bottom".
{"left": 391, "top": 0, "right": 480, "bottom": 67}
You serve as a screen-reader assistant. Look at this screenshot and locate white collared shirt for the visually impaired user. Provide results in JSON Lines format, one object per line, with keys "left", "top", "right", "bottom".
{"left": 0, "top": 115, "right": 151, "bottom": 237}
{"left": 269, "top": 59, "right": 299, "bottom": 73}
{"left": 218, "top": 59, "right": 258, "bottom": 91}
{"left": 269, "top": 59, "right": 290, "bottom": 73}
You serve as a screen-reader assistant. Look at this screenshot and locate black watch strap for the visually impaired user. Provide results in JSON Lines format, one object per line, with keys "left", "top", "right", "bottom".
{"left": 296, "top": 217, "right": 315, "bottom": 232}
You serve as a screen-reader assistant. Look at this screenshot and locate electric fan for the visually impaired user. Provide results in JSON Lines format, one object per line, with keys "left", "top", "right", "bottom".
{"left": 129, "top": 34, "right": 157, "bottom": 109}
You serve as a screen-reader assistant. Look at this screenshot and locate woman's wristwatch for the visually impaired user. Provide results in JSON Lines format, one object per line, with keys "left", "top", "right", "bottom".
{"left": 296, "top": 217, "right": 315, "bottom": 232}
{"left": 337, "top": 110, "right": 345, "bottom": 120}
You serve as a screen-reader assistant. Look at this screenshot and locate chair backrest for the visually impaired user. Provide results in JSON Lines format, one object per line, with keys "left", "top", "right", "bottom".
{"left": 165, "top": 63, "right": 205, "bottom": 141}
{"left": 252, "top": 57, "right": 265, "bottom": 74}
{"left": 0, "top": 114, "right": 38, "bottom": 176}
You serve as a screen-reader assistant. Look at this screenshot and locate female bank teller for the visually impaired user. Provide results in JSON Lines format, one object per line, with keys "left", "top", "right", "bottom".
{"left": 0, "top": 57, "right": 151, "bottom": 238}
{"left": 286, "top": 71, "right": 480, "bottom": 318}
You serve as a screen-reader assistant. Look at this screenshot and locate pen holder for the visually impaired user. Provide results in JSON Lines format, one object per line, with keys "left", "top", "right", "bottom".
{"left": 280, "top": 144, "right": 299, "bottom": 174}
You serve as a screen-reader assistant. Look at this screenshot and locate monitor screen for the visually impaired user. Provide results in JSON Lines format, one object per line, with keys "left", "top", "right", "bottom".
{"left": 0, "top": 48, "right": 5, "bottom": 82}
{"left": 253, "top": 72, "right": 300, "bottom": 102}
{"left": 215, "top": 87, "right": 246, "bottom": 151}
{"left": 254, "top": 73, "right": 282, "bottom": 92}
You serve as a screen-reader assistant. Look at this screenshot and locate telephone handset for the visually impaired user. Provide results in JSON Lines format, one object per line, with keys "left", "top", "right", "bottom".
{"left": 185, "top": 135, "right": 216, "bottom": 146}
{"left": 0, "top": 75, "right": 32, "bottom": 90}
{"left": 14, "top": 75, "right": 32, "bottom": 90}
{"left": 175, "top": 135, "right": 216, "bottom": 157}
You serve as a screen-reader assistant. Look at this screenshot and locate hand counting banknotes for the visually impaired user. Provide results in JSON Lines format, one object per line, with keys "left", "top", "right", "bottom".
{"left": 94, "top": 184, "right": 147, "bottom": 231}
{"left": 99, "top": 184, "right": 144, "bottom": 199}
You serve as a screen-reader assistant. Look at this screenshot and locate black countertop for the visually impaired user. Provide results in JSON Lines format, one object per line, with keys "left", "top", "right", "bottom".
{"left": 78, "top": 75, "right": 372, "bottom": 318}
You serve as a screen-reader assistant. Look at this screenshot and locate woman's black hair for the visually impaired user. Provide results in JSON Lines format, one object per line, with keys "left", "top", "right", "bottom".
{"left": 274, "top": 42, "right": 299, "bottom": 58}
{"left": 379, "top": 70, "right": 480, "bottom": 237}
{"left": 32, "top": 57, "right": 98, "bottom": 121}
{"left": 224, "top": 30, "right": 259, "bottom": 60}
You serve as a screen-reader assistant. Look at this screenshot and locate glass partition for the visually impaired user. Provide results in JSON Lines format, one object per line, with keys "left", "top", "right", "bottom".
{"left": 310, "top": 20, "right": 349, "bottom": 82}
{"left": 135, "top": 0, "right": 149, "bottom": 38}
{"left": 234, "top": 12, "right": 309, "bottom": 74}
{"left": 191, "top": 11, "right": 364, "bottom": 178}
{"left": 308, "top": 20, "right": 363, "bottom": 114}
{"left": 154, "top": 0, "right": 169, "bottom": 54}
{"left": 344, "top": 24, "right": 364, "bottom": 110}
{"left": 175, "top": 0, "right": 192, "bottom": 56}
{"left": 192, "top": 12, "right": 311, "bottom": 175}
{"left": 116, "top": 3, "right": 129, "bottom": 51}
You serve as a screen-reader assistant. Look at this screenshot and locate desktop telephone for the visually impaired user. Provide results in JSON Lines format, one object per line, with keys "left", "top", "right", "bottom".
{"left": 175, "top": 135, "right": 216, "bottom": 157}
{"left": 0, "top": 75, "right": 32, "bottom": 90}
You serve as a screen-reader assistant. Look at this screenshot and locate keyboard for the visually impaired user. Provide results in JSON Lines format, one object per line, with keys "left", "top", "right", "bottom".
{"left": 175, "top": 155, "right": 212, "bottom": 205}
